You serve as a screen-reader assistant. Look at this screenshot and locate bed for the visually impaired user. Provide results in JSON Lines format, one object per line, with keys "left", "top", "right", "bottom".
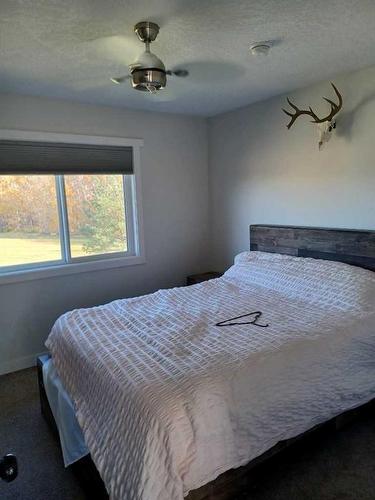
{"left": 41, "top": 225, "right": 375, "bottom": 500}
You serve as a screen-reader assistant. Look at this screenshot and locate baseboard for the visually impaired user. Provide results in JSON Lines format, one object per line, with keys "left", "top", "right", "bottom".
{"left": 0, "top": 351, "right": 48, "bottom": 376}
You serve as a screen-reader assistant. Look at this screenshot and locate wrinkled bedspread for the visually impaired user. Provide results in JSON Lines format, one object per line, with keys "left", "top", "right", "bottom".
{"left": 46, "top": 253, "right": 375, "bottom": 500}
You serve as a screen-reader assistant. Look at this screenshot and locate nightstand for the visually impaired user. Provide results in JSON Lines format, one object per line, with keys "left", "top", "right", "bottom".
{"left": 186, "top": 271, "right": 223, "bottom": 286}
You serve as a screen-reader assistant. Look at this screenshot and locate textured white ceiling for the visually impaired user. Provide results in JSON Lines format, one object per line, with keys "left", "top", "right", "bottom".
{"left": 0, "top": 0, "right": 374, "bottom": 116}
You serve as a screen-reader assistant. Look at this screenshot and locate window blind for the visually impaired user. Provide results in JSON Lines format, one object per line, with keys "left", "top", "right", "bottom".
{"left": 0, "top": 140, "right": 134, "bottom": 175}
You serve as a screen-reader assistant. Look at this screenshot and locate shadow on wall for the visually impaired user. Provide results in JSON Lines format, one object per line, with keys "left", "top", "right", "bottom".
{"left": 337, "top": 92, "right": 375, "bottom": 140}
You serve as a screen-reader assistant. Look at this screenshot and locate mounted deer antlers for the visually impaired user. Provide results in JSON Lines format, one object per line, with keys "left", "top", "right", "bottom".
{"left": 282, "top": 83, "right": 343, "bottom": 129}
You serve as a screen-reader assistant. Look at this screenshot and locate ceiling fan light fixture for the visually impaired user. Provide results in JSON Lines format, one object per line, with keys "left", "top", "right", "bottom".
{"left": 129, "top": 26, "right": 167, "bottom": 92}
{"left": 131, "top": 68, "right": 166, "bottom": 92}
{"left": 130, "top": 49, "right": 166, "bottom": 72}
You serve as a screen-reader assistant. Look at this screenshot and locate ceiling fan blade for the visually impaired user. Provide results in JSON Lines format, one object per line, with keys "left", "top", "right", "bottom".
{"left": 110, "top": 75, "right": 130, "bottom": 84}
{"left": 176, "top": 61, "right": 246, "bottom": 84}
{"left": 166, "top": 69, "right": 189, "bottom": 78}
{"left": 90, "top": 35, "right": 139, "bottom": 64}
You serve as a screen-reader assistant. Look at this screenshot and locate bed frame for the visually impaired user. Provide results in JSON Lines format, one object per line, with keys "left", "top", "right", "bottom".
{"left": 38, "top": 224, "right": 375, "bottom": 500}
{"left": 250, "top": 224, "right": 375, "bottom": 272}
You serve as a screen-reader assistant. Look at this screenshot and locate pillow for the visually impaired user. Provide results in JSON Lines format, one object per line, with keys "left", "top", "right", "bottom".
{"left": 234, "top": 251, "right": 295, "bottom": 264}
{"left": 226, "top": 251, "right": 375, "bottom": 313}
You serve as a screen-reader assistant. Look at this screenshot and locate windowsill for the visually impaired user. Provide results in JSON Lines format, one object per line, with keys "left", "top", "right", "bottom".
{"left": 0, "top": 254, "right": 146, "bottom": 285}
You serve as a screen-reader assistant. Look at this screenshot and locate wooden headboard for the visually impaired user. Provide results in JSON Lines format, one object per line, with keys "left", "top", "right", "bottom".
{"left": 250, "top": 225, "right": 375, "bottom": 272}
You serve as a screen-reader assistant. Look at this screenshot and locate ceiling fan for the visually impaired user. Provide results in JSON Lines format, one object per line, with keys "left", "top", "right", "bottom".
{"left": 110, "top": 21, "right": 189, "bottom": 94}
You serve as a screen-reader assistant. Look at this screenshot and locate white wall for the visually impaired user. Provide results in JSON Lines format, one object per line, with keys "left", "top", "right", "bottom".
{"left": 208, "top": 65, "right": 375, "bottom": 270}
{"left": 0, "top": 95, "right": 209, "bottom": 374}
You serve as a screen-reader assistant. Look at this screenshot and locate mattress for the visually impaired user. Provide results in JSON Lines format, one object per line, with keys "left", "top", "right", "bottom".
{"left": 42, "top": 357, "right": 89, "bottom": 466}
{"left": 46, "top": 251, "right": 375, "bottom": 500}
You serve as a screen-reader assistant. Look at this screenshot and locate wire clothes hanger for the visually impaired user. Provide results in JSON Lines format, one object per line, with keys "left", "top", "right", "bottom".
{"left": 215, "top": 311, "right": 269, "bottom": 328}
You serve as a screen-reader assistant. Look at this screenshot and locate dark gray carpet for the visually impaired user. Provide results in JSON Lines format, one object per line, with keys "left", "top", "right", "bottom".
{"left": 1, "top": 368, "right": 374, "bottom": 500}
{"left": 0, "top": 367, "right": 85, "bottom": 500}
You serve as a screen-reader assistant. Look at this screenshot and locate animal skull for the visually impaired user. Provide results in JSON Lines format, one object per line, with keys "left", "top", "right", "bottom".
{"left": 282, "top": 83, "right": 342, "bottom": 150}
{"left": 317, "top": 119, "right": 336, "bottom": 150}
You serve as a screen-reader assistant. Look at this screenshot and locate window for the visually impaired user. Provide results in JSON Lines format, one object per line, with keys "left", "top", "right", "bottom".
{"left": 0, "top": 173, "right": 136, "bottom": 271}
{"left": 0, "top": 175, "right": 62, "bottom": 267}
{"left": 64, "top": 174, "right": 130, "bottom": 258}
{"left": 0, "top": 133, "right": 144, "bottom": 280}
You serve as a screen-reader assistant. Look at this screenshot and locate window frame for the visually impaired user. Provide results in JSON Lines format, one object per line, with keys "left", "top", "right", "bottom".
{"left": 0, "top": 130, "right": 145, "bottom": 285}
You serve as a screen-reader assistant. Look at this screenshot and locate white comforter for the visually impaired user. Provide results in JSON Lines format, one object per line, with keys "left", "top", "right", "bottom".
{"left": 46, "top": 252, "right": 375, "bottom": 500}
